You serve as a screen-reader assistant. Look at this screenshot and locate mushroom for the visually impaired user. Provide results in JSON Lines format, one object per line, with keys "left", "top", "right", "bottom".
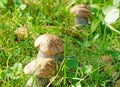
{"left": 101, "top": 55, "right": 112, "bottom": 64}
{"left": 24, "top": 57, "right": 56, "bottom": 87}
{"left": 70, "top": 3, "right": 89, "bottom": 29}
{"left": 114, "top": 79, "right": 120, "bottom": 87}
{"left": 24, "top": 34, "right": 64, "bottom": 86}
{"left": 34, "top": 34, "right": 64, "bottom": 59}
{"left": 14, "top": 26, "right": 28, "bottom": 41}
{"left": 100, "top": 55, "right": 117, "bottom": 78}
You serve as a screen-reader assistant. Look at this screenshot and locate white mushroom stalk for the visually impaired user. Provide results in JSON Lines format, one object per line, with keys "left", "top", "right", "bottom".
{"left": 70, "top": 4, "right": 89, "bottom": 29}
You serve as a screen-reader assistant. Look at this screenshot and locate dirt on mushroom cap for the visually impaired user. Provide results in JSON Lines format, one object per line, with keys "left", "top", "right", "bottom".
{"left": 34, "top": 34, "right": 64, "bottom": 56}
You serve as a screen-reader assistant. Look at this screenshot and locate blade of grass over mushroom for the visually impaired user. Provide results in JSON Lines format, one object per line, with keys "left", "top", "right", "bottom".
{"left": 46, "top": 59, "right": 65, "bottom": 87}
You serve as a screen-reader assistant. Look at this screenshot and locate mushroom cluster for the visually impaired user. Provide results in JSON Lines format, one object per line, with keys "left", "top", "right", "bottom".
{"left": 70, "top": 3, "right": 90, "bottom": 29}
{"left": 24, "top": 34, "right": 64, "bottom": 87}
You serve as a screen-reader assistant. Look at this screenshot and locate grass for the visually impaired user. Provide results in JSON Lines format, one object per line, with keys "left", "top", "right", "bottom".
{"left": 0, "top": 0, "right": 120, "bottom": 87}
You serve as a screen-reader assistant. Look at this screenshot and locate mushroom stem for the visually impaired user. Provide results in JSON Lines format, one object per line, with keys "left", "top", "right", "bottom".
{"left": 26, "top": 76, "right": 35, "bottom": 87}
{"left": 37, "top": 50, "right": 55, "bottom": 59}
{"left": 74, "top": 16, "right": 88, "bottom": 28}
{"left": 26, "top": 76, "right": 50, "bottom": 87}
{"left": 37, "top": 78, "right": 50, "bottom": 87}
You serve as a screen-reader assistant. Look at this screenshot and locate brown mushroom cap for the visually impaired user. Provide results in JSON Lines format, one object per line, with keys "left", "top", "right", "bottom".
{"left": 34, "top": 34, "right": 64, "bottom": 56}
{"left": 70, "top": 4, "right": 89, "bottom": 18}
{"left": 24, "top": 57, "right": 56, "bottom": 78}
{"left": 101, "top": 55, "right": 112, "bottom": 64}
{"left": 36, "top": 58, "right": 56, "bottom": 78}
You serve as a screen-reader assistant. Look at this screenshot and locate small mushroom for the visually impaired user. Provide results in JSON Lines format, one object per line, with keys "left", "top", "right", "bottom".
{"left": 100, "top": 55, "right": 117, "bottom": 78}
{"left": 101, "top": 55, "right": 112, "bottom": 64}
{"left": 70, "top": 3, "right": 89, "bottom": 29}
{"left": 114, "top": 79, "right": 120, "bottom": 87}
{"left": 24, "top": 57, "right": 56, "bottom": 87}
{"left": 14, "top": 26, "right": 28, "bottom": 41}
{"left": 34, "top": 34, "right": 64, "bottom": 58}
